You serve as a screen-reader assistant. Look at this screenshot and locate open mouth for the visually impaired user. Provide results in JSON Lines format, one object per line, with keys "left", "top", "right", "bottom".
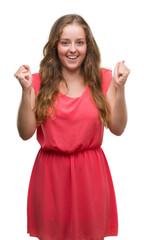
{"left": 67, "top": 55, "right": 79, "bottom": 59}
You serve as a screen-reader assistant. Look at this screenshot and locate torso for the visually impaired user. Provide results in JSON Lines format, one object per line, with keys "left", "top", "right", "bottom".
{"left": 58, "top": 80, "right": 88, "bottom": 98}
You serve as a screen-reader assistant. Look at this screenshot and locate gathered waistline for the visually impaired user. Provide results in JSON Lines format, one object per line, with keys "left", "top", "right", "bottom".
{"left": 40, "top": 146, "right": 101, "bottom": 155}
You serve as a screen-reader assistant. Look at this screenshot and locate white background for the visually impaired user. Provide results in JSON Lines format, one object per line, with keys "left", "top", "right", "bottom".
{"left": 0, "top": 0, "right": 144, "bottom": 239}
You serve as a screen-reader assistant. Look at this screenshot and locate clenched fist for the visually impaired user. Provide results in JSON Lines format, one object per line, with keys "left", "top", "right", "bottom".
{"left": 14, "top": 65, "right": 32, "bottom": 90}
{"left": 113, "top": 61, "right": 130, "bottom": 88}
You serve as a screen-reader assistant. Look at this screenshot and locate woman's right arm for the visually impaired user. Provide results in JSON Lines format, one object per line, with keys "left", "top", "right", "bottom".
{"left": 14, "top": 65, "right": 37, "bottom": 140}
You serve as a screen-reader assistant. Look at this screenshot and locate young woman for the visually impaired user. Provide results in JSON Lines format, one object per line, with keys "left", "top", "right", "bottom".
{"left": 14, "top": 14, "right": 130, "bottom": 240}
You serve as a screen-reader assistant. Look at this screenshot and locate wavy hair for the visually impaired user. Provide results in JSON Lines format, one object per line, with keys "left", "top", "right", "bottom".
{"left": 35, "top": 14, "right": 110, "bottom": 126}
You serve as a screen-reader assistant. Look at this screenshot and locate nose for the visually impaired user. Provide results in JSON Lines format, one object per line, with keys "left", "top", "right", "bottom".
{"left": 69, "top": 43, "right": 76, "bottom": 53}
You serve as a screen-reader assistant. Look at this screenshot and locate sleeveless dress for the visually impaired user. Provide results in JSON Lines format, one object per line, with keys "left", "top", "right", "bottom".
{"left": 27, "top": 68, "right": 118, "bottom": 240}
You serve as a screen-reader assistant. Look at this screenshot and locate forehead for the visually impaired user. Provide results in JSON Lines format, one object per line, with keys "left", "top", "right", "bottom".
{"left": 60, "top": 23, "right": 86, "bottom": 39}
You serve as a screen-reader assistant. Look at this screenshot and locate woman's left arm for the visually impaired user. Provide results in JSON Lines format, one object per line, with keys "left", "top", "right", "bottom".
{"left": 106, "top": 61, "right": 130, "bottom": 136}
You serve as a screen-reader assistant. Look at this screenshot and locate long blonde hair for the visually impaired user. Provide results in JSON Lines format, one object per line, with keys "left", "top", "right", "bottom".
{"left": 35, "top": 14, "right": 110, "bottom": 126}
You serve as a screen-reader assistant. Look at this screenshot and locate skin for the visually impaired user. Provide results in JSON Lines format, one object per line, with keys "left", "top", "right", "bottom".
{"left": 57, "top": 23, "right": 87, "bottom": 73}
{"left": 14, "top": 65, "right": 36, "bottom": 140}
{"left": 57, "top": 24, "right": 87, "bottom": 96}
{"left": 107, "top": 60, "right": 130, "bottom": 135}
{"left": 14, "top": 23, "right": 130, "bottom": 140}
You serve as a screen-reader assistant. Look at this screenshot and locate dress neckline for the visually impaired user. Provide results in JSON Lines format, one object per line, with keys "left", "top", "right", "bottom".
{"left": 59, "top": 85, "right": 88, "bottom": 100}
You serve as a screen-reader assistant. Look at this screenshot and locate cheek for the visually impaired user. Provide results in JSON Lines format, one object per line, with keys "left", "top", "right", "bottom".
{"left": 81, "top": 46, "right": 87, "bottom": 57}
{"left": 57, "top": 45, "right": 67, "bottom": 57}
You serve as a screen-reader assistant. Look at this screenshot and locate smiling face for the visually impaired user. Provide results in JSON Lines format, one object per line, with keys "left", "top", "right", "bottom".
{"left": 57, "top": 23, "right": 87, "bottom": 72}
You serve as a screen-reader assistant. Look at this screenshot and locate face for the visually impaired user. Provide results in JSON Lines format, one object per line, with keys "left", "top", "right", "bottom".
{"left": 57, "top": 23, "right": 87, "bottom": 72}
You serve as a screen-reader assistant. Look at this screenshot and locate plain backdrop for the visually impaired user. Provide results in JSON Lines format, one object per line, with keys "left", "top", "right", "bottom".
{"left": 0, "top": 0, "right": 144, "bottom": 239}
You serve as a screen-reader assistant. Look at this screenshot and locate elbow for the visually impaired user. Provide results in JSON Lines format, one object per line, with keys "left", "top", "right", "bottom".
{"left": 17, "top": 121, "right": 36, "bottom": 140}
{"left": 112, "top": 129, "right": 125, "bottom": 136}
{"left": 17, "top": 126, "right": 36, "bottom": 141}
{"left": 19, "top": 132, "right": 35, "bottom": 141}
{"left": 108, "top": 122, "right": 127, "bottom": 136}
{"left": 20, "top": 135, "right": 32, "bottom": 141}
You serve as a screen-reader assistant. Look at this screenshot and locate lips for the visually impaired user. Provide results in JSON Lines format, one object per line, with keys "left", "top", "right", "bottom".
{"left": 67, "top": 55, "right": 78, "bottom": 59}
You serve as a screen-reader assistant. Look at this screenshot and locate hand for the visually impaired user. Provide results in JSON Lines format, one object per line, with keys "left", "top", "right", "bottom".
{"left": 14, "top": 65, "right": 32, "bottom": 90}
{"left": 113, "top": 61, "right": 130, "bottom": 88}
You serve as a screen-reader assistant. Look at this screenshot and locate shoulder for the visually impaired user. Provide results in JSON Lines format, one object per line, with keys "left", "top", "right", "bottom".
{"left": 100, "top": 68, "right": 112, "bottom": 95}
{"left": 32, "top": 73, "right": 41, "bottom": 94}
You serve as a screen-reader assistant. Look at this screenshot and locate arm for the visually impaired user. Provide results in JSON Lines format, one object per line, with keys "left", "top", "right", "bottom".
{"left": 106, "top": 61, "right": 130, "bottom": 136}
{"left": 17, "top": 87, "right": 36, "bottom": 140}
{"left": 14, "top": 65, "right": 36, "bottom": 140}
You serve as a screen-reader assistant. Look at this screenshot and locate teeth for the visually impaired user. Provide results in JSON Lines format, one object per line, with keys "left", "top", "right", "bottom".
{"left": 67, "top": 56, "right": 78, "bottom": 59}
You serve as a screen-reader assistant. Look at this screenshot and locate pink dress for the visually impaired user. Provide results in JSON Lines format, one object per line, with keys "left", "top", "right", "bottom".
{"left": 27, "top": 68, "right": 118, "bottom": 240}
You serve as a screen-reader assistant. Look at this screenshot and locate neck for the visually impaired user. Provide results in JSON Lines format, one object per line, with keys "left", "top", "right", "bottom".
{"left": 62, "top": 68, "right": 84, "bottom": 85}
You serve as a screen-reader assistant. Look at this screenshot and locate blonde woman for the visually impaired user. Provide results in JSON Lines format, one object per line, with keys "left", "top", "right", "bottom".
{"left": 14, "top": 14, "right": 130, "bottom": 240}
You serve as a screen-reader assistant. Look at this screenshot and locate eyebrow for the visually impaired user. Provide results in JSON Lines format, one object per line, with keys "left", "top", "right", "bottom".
{"left": 60, "top": 38, "right": 86, "bottom": 40}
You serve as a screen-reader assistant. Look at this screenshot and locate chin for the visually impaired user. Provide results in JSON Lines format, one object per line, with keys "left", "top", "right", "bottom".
{"left": 66, "top": 67, "right": 80, "bottom": 72}
{"left": 64, "top": 63, "right": 82, "bottom": 72}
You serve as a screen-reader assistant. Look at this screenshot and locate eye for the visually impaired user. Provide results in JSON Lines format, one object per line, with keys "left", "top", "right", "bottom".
{"left": 61, "top": 41, "right": 69, "bottom": 45}
{"left": 77, "top": 41, "right": 84, "bottom": 45}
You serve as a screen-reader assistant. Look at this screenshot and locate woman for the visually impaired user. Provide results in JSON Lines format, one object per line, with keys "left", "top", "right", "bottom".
{"left": 14, "top": 14, "right": 130, "bottom": 240}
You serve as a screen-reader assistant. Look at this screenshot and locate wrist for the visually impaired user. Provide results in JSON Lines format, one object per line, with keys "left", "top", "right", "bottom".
{"left": 115, "top": 82, "right": 125, "bottom": 91}
{"left": 115, "top": 84, "right": 125, "bottom": 99}
{"left": 22, "top": 86, "right": 32, "bottom": 94}
{"left": 22, "top": 87, "right": 32, "bottom": 99}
